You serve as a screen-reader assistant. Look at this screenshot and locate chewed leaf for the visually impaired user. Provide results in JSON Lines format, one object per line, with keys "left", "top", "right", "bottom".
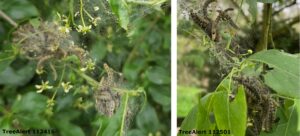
{"left": 248, "top": 49, "right": 300, "bottom": 99}
{"left": 213, "top": 86, "right": 247, "bottom": 136}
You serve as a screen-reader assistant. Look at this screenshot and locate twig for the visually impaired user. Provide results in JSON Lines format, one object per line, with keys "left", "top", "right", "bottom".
{"left": 51, "top": 64, "right": 66, "bottom": 100}
{"left": 268, "top": 21, "right": 275, "bottom": 49}
{"left": 69, "top": 65, "right": 99, "bottom": 87}
{"left": 272, "top": 0, "right": 296, "bottom": 16}
{"left": 268, "top": 31, "right": 275, "bottom": 49}
{"left": 0, "top": 10, "right": 18, "bottom": 28}
{"left": 256, "top": 3, "right": 272, "bottom": 51}
{"left": 229, "top": 0, "right": 250, "bottom": 23}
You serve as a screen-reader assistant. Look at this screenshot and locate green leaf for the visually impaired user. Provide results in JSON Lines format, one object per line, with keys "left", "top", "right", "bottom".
{"left": 136, "top": 103, "right": 160, "bottom": 133}
{"left": 90, "top": 41, "right": 107, "bottom": 63}
{"left": 54, "top": 119, "right": 85, "bottom": 136}
{"left": 249, "top": 50, "right": 299, "bottom": 76}
{"left": 178, "top": 105, "right": 198, "bottom": 136}
{"left": 29, "top": 18, "right": 40, "bottom": 29}
{"left": 0, "top": 62, "right": 36, "bottom": 86}
{"left": 148, "top": 85, "right": 171, "bottom": 112}
{"left": 15, "top": 114, "right": 50, "bottom": 128}
{"left": 179, "top": 93, "right": 215, "bottom": 136}
{"left": 1, "top": 0, "right": 39, "bottom": 20}
{"left": 264, "top": 69, "right": 300, "bottom": 99}
{"left": 0, "top": 115, "right": 13, "bottom": 128}
{"left": 0, "top": 46, "right": 15, "bottom": 73}
{"left": 284, "top": 99, "right": 300, "bottom": 136}
{"left": 123, "top": 59, "right": 146, "bottom": 81}
{"left": 146, "top": 66, "right": 170, "bottom": 85}
{"left": 127, "top": 129, "right": 146, "bottom": 136}
{"left": 257, "top": 0, "right": 278, "bottom": 3}
{"left": 177, "top": 86, "right": 201, "bottom": 117}
{"left": 108, "top": 0, "right": 129, "bottom": 30}
{"left": 196, "top": 93, "right": 216, "bottom": 136}
{"left": 213, "top": 86, "right": 247, "bottom": 136}
{"left": 12, "top": 92, "right": 47, "bottom": 114}
{"left": 248, "top": 49, "right": 300, "bottom": 98}
{"left": 246, "top": 0, "right": 257, "bottom": 21}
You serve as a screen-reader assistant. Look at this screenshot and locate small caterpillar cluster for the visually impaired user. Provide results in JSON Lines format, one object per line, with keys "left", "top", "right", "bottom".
{"left": 234, "top": 76, "right": 278, "bottom": 136}
{"left": 202, "top": 0, "right": 216, "bottom": 22}
{"left": 215, "top": 8, "right": 239, "bottom": 30}
{"left": 189, "top": 10, "right": 212, "bottom": 36}
{"left": 189, "top": 0, "right": 238, "bottom": 42}
{"left": 94, "top": 63, "right": 122, "bottom": 117}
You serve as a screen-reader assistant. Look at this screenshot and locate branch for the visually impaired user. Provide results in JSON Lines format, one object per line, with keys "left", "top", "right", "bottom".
{"left": 229, "top": 0, "right": 250, "bottom": 23}
{"left": 0, "top": 10, "right": 18, "bottom": 28}
{"left": 256, "top": 3, "right": 272, "bottom": 51}
{"left": 69, "top": 65, "right": 99, "bottom": 87}
{"left": 272, "top": 0, "right": 296, "bottom": 16}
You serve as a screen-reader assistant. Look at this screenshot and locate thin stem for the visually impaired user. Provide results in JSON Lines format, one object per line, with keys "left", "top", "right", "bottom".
{"left": 268, "top": 27, "right": 275, "bottom": 49}
{"left": 120, "top": 93, "right": 129, "bottom": 136}
{"left": 79, "top": 0, "right": 86, "bottom": 26}
{"left": 230, "top": 0, "right": 250, "bottom": 23}
{"left": 51, "top": 64, "right": 66, "bottom": 100}
{"left": 69, "top": 0, "right": 75, "bottom": 25}
{"left": 256, "top": 3, "right": 272, "bottom": 51}
{"left": 68, "top": 65, "right": 145, "bottom": 95}
{"left": 235, "top": 0, "right": 245, "bottom": 22}
{"left": 0, "top": 10, "right": 18, "bottom": 28}
{"left": 271, "top": 94, "right": 295, "bottom": 101}
{"left": 69, "top": 65, "right": 98, "bottom": 87}
{"left": 83, "top": 9, "right": 94, "bottom": 20}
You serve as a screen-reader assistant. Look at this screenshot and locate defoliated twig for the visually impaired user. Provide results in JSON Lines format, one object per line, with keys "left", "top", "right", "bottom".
{"left": 0, "top": 10, "right": 18, "bottom": 28}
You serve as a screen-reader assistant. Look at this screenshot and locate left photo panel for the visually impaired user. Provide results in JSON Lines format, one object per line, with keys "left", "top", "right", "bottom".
{"left": 0, "top": 0, "right": 171, "bottom": 136}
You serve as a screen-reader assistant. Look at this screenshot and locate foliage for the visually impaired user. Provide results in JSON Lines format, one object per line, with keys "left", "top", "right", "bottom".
{"left": 0, "top": 0, "right": 170, "bottom": 136}
{"left": 178, "top": 0, "right": 299, "bottom": 135}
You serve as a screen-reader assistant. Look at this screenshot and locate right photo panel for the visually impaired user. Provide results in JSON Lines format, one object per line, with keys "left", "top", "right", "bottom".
{"left": 177, "top": 0, "right": 300, "bottom": 136}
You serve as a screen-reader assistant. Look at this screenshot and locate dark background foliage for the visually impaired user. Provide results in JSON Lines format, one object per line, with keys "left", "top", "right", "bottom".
{"left": 0, "top": 0, "right": 171, "bottom": 136}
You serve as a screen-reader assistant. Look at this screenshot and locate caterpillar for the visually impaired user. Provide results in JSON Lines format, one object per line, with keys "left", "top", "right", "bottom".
{"left": 189, "top": 10, "right": 211, "bottom": 35}
{"left": 216, "top": 8, "right": 239, "bottom": 29}
{"left": 94, "top": 87, "right": 119, "bottom": 117}
{"left": 233, "top": 76, "right": 264, "bottom": 101}
{"left": 234, "top": 75, "right": 278, "bottom": 135}
{"left": 262, "top": 98, "right": 277, "bottom": 132}
{"left": 253, "top": 113, "right": 263, "bottom": 136}
{"left": 203, "top": 0, "right": 216, "bottom": 22}
{"left": 94, "top": 64, "right": 121, "bottom": 117}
